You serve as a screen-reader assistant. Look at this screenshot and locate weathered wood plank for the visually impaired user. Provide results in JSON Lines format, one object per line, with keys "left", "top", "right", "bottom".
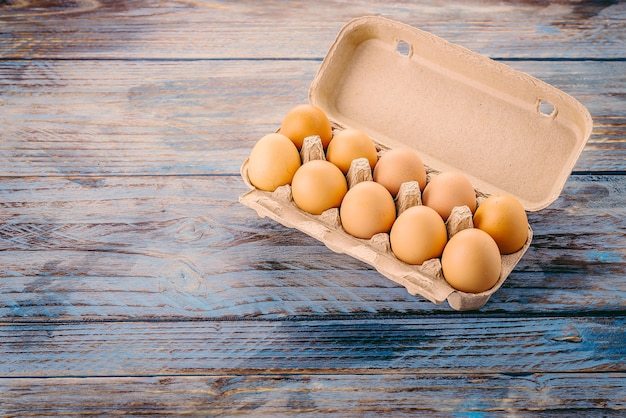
{"left": 0, "top": 0, "right": 624, "bottom": 59}
{"left": 1, "top": 373, "right": 624, "bottom": 416}
{"left": 1, "top": 59, "right": 625, "bottom": 176}
{"left": 1, "top": 317, "right": 624, "bottom": 377}
{"left": 0, "top": 175, "right": 623, "bottom": 319}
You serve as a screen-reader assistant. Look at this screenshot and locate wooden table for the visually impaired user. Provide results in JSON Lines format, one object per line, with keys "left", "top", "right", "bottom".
{"left": 1, "top": 0, "right": 624, "bottom": 415}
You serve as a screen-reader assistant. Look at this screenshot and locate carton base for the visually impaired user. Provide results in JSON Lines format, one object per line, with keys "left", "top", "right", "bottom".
{"left": 239, "top": 163, "right": 532, "bottom": 311}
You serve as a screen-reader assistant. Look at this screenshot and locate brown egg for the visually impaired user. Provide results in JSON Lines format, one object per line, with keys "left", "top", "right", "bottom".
{"left": 340, "top": 181, "right": 396, "bottom": 239}
{"left": 291, "top": 160, "right": 348, "bottom": 215}
{"left": 390, "top": 205, "right": 447, "bottom": 265}
{"left": 326, "top": 128, "right": 378, "bottom": 174}
{"left": 374, "top": 148, "right": 427, "bottom": 195}
{"left": 473, "top": 194, "right": 529, "bottom": 254}
{"left": 279, "top": 104, "right": 333, "bottom": 149}
{"left": 422, "top": 171, "right": 477, "bottom": 221}
{"left": 441, "top": 228, "right": 502, "bottom": 293}
{"left": 247, "top": 133, "right": 301, "bottom": 192}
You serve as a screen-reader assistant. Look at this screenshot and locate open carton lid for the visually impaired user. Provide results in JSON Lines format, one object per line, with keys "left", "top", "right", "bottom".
{"left": 309, "top": 16, "right": 593, "bottom": 211}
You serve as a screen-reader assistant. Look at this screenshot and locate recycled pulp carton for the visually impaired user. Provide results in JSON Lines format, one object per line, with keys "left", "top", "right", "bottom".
{"left": 239, "top": 16, "right": 593, "bottom": 310}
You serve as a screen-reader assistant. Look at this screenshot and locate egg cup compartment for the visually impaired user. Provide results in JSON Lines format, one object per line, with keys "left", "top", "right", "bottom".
{"left": 240, "top": 132, "right": 533, "bottom": 311}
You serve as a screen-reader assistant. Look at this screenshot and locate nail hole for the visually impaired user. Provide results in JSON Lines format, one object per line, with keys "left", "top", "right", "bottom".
{"left": 396, "top": 40, "right": 412, "bottom": 57}
{"left": 538, "top": 99, "right": 556, "bottom": 117}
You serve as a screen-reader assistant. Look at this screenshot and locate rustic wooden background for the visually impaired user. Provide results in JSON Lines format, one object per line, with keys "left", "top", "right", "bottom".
{"left": 0, "top": 0, "right": 624, "bottom": 415}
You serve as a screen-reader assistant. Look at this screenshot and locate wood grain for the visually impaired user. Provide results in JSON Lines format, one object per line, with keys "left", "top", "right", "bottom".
{"left": 0, "top": 0, "right": 624, "bottom": 59}
{"left": 1, "top": 59, "right": 625, "bottom": 177}
{"left": 0, "top": 0, "right": 624, "bottom": 414}
{"left": 0, "top": 175, "right": 624, "bottom": 319}
{"left": 2, "top": 373, "right": 625, "bottom": 416}
{"left": 1, "top": 317, "right": 624, "bottom": 377}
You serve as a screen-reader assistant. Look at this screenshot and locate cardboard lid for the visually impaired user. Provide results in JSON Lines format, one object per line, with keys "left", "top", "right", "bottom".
{"left": 309, "top": 16, "right": 593, "bottom": 211}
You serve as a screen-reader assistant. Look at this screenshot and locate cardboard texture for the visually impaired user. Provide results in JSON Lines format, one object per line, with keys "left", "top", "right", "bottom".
{"left": 240, "top": 16, "right": 593, "bottom": 310}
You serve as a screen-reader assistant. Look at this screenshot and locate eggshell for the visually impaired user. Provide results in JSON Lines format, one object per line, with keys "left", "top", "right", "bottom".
{"left": 292, "top": 160, "right": 348, "bottom": 215}
{"left": 422, "top": 171, "right": 477, "bottom": 221}
{"left": 326, "top": 128, "right": 378, "bottom": 174}
{"left": 374, "top": 148, "right": 427, "bottom": 195}
{"left": 390, "top": 205, "right": 447, "bottom": 265}
{"left": 340, "top": 181, "right": 396, "bottom": 239}
{"left": 247, "top": 133, "right": 301, "bottom": 192}
{"left": 441, "top": 228, "right": 502, "bottom": 293}
{"left": 473, "top": 194, "right": 529, "bottom": 254}
{"left": 279, "top": 104, "right": 333, "bottom": 149}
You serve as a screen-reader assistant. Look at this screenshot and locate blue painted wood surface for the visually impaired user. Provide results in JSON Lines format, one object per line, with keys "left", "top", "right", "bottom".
{"left": 0, "top": 0, "right": 624, "bottom": 415}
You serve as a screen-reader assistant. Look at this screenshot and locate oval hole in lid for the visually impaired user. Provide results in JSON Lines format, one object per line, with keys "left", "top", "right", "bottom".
{"left": 537, "top": 99, "right": 557, "bottom": 118}
{"left": 396, "top": 39, "right": 412, "bottom": 57}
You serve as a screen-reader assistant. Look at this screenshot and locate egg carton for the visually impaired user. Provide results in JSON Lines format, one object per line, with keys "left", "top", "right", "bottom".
{"left": 240, "top": 132, "right": 532, "bottom": 311}
{"left": 240, "top": 16, "right": 592, "bottom": 310}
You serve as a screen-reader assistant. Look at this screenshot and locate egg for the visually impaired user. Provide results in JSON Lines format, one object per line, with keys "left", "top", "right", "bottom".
{"left": 340, "top": 181, "right": 396, "bottom": 239}
{"left": 390, "top": 205, "right": 447, "bottom": 265}
{"left": 473, "top": 194, "right": 529, "bottom": 254}
{"left": 279, "top": 104, "right": 333, "bottom": 149}
{"left": 326, "top": 128, "right": 378, "bottom": 174}
{"left": 441, "top": 228, "right": 502, "bottom": 293}
{"left": 291, "top": 160, "right": 348, "bottom": 215}
{"left": 374, "top": 148, "right": 427, "bottom": 195}
{"left": 422, "top": 171, "right": 477, "bottom": 221}
{"left": 247, "top": 133, "right": 301, "bottom": 192}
